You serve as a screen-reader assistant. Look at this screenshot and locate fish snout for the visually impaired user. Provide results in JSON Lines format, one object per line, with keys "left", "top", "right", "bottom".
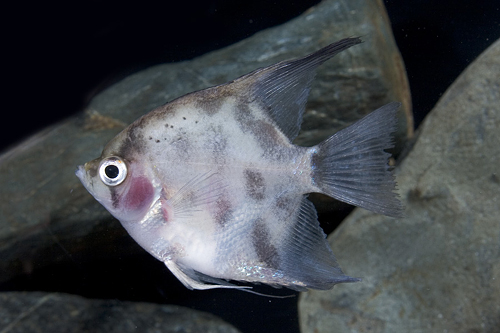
{"left": 75, "top": 165, "right": 85, "bottom": 181}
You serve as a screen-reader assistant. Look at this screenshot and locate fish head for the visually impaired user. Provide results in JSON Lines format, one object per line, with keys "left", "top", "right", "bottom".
{"left": 76, "top": 131, "right": 159, "bottom": 225}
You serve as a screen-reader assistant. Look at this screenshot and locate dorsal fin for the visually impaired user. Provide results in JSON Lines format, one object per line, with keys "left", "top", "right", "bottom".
{"left": 237, "top": 37, "right": 362, "bottom": 141}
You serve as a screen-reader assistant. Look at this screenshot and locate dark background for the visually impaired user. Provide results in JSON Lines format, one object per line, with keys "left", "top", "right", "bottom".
{"left": 1, "top": 1, "right": 500, "bottom": 332}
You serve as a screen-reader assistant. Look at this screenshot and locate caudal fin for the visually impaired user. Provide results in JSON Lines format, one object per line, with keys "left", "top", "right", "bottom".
{"left": 311, "top": 102, "right": 403, "bottom": 217}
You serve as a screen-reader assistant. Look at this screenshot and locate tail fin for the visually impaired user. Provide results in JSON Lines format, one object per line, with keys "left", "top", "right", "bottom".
{"left": 311, "top": 102, "right": 403, "bottom": 217}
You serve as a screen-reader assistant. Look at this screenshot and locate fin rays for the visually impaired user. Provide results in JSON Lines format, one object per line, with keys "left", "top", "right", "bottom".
{"left": 312, "top": 102, "right": 403, "bottom": 217}
{"left": 166, "top": 171, "right": 227, "bottom": 219}
{"left": 278, "top": 196, "right": 360, "bottom": 290}
{"left": 246, "top": 37, "right": 363, "bottom": 140}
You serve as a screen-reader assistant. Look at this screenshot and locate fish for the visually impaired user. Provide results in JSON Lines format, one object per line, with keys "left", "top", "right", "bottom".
{"left": 76, "top": 37, "right": 403, "bottom": 292}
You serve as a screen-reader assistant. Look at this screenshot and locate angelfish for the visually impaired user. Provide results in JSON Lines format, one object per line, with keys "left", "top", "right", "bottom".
{"left": 76, "top": 37, "right": 403, "bottom": 292}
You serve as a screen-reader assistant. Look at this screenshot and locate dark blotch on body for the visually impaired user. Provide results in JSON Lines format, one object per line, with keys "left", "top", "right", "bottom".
{"left": 276, "top": 195, "right": 290, "bottom": 210}
{"left": 116, "top": 116, "right": 148, "bottom": 157}
{"left": 244, "top": 169, "right": 266, "bottom": 200}
{"left": 214, "top": 196, "right": 233, "bottom": 227}
{"left": 251, "top": 218, "right": 280, "bottom": 268}
{"left": 116, "top": 139, "right": 135, "bottom": 160}
{"left": 310, "top": 150, "right": 323, "bottom": 188}
{"left": 234, "top": 101, "right": 288, "bottom": 161}
{"left": 128, "top": 116, "right": 148, "bottom": 142}
{"left": 194, "top": 86, "right": 232, "bottom": 115}
{"left": 234, "top": 102, "right": 254, "bottom": 131}
{"left": 272, "top": 194, "right": 298, "bottom": 221}
{"left": 252, "top": 120, "right": 288, "bottom": 161}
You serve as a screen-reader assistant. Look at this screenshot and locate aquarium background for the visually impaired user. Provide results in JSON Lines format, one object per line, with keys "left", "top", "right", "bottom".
{"left": 1, "top": 1, "right": 500, "bottom": 332}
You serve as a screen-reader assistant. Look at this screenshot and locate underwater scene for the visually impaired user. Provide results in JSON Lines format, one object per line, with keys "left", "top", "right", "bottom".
{"left": 1, "top": 1, "right": 500, "bottom": 332}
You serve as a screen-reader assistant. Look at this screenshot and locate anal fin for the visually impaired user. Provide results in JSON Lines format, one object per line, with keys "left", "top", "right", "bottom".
{"left": 240, "top": 194, "right": 359, "bottom": 291}
{"left": 278, "top": 196, "right": 360, "bottom": 290}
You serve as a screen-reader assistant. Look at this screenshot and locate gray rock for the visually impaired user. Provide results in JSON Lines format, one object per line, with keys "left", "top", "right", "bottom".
{"left": 299, "top": 38, "right": 500, "bottom": 332}
{"left": 0, "top": 0, "right": 411, "bottom": 284}
{"left": 0, "top": 292, "right": 240, "bottom": 333}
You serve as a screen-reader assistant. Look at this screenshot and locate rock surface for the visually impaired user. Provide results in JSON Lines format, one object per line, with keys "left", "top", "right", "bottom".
{"left": 299, "top": 38, "right": 500, "bottom": 332}
{"left": 0, "top": 0, "right": 411, "bottom": 286}
{"left": 0, "top": 292, "right": 240, "bottom": 333}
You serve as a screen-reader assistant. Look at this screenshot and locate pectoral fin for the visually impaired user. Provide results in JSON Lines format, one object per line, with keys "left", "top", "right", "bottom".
{"left": 161, "top": 170, "right": 227, "bottom": 222}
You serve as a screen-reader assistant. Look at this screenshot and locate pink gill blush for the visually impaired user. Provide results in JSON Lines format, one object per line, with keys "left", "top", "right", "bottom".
{"left": 123, "top": 176, "right": 154, "bottom": 212}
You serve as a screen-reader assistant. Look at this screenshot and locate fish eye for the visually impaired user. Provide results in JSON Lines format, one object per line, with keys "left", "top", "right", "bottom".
{"left": 99, "top": 157, "right": 127, "bottom": 186}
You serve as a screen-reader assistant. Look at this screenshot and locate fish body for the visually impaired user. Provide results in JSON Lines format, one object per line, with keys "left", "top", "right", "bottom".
{"left": 76, "top": 37, "right": 402, "bottom": 291}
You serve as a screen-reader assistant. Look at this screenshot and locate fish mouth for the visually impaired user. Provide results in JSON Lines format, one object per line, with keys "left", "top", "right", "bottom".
{"left": 75, "top": 165, "right": 85, "bottom": 182}
{"left": 75, "top": 164, "right": 96, "bottom": 197}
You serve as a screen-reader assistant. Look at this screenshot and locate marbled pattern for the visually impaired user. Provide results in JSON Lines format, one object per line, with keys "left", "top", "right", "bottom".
{"left": 76, "top": 38, "right": 402, "bottom": 291}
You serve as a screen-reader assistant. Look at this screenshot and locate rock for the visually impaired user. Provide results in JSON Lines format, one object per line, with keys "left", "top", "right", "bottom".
{"left": 0, "top": 292, "right": 240, "bottom": 333}
{"left": 299, "top": 38, "right": 500, "bottom": 332}
{"left": 0, "top": 0, "right": 411, "bottom": 285}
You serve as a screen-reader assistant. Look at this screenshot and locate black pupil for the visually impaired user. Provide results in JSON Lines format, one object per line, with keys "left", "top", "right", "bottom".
{"left": 105, "top": 165, "right": 120, "bottom": 179}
